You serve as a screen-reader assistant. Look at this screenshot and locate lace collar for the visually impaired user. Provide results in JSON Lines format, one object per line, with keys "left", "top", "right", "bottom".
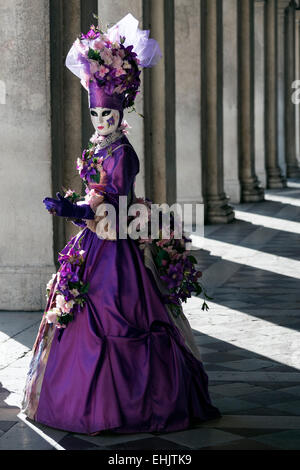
{"left": 92, "top": 128, "right": 124, "bottom": 152}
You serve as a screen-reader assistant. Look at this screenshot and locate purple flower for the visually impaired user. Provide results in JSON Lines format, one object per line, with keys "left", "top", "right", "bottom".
{"left": 60, "top": 271, "right": 79, "bottom": 285}
{"left": 81, "top": 26, "right": 100, "bottom": 40}
{"left": 161, "top": 263, "right": 184, "bottom": 290}
{"left": 80, "top": 165, "right": 97, "bottom": 182}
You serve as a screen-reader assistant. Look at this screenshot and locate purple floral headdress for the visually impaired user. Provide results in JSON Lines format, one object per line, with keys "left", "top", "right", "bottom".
{"left": 65, "top": 13, "right": 162, "bottom": 110}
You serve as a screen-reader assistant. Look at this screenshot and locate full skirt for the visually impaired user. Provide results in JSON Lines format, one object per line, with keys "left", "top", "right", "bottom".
{"left": 21, "top": 227, "right": 221, "bottom": 434}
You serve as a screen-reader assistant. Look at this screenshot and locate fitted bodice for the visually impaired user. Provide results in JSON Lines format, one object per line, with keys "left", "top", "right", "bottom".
{"left": 89, "top": 134, "right": 140, "bottom": 208}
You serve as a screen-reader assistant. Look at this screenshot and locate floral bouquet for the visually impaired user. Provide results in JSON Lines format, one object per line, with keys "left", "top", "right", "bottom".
{"left": 45, "top": 241, "right": 89, "bottom": 329}
{"left": 151, "top": 233, "right": 212, "bottom": 316}
{"left": 77, "top": 142, "right": 110, "bottom": 186}
{"left": 66, "top": 13, "right": 162, "bottom": 111}
{"left": 69, "top": 22, "right": 142, "bottom": 110}
{"left": 134, "top": 198, "right": 213, "bottom": 316}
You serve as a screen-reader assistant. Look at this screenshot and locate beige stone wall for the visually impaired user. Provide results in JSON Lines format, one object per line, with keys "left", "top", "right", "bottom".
{"left": 0, "top": 0, "right": 56, "bottom": 310}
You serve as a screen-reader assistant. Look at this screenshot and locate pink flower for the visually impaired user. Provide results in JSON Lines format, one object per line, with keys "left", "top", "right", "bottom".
{"left": 56, "top": 294, "right": 66, "bottom": 311}
{"left": 45, "top": 307, "right": 60, "bottom": 324}
{"left": 64, "top": 299, "right": 75, "bottom": 313}
{"left": 115, "top": 67, "right": 125, "bottom": 77}
{"left": 55, "top": 295, "right": 75, "bottom": 313}
{"left": 98, "top": 65, "right": 109, "bottom": 77}
{"left": 93, "top": 39, "right": 106, "bottom": 50}
{"left": 101, "top": 49, "right": 113, "bottom": 65}
{"left": 112, "top": 55, "right": 123, "bottom": 69}
{"left": 89, "top": 60, "right": 100, "bottom": 75}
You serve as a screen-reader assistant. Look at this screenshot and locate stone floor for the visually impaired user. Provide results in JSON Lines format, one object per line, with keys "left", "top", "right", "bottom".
{"left": 1, "top": 180, "right": 300, "bottom": 450}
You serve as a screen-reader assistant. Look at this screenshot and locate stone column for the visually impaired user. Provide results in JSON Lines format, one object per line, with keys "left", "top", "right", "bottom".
{"left": 201, "top": 0, "right": 234, "bottom": 223}
{"left": 265, "top": 0, "right": 286, "bottom": 188}
{"left": 0, "top": 0, "right": 56, "bottom": 310}
{"left": 50, "top": 1, "right": 97, "bottom": 248}
{"left": 63, "top": 1, "right": 84, "bottom": 242}
{"left": 175, "top": 0, "right": 203, "bottom": 207}
{"left": 295, "top": 9, "right": 300, "bottom": 165}
{"left": 81, "top": 1, "right": 99, "bottom": 149}
{"left": 143, "top": 0, "right": 177, "bottom": 205}
{"left": 285, "top": 0, "right": 300, "bottom": 177}
{"left": 97, "top": 1, "right": 145, "bottom": 197}
{"left": 223, "top": 0, "right": 240, "bottom": 203}
{"left": 238, "top": 0, "right": 264, "bottom": 202}
{"left": 277, "top": 0, "right": 290, "bottom": 176}
{"left": 254, "top": 0, "right": 267, "bottom": 189}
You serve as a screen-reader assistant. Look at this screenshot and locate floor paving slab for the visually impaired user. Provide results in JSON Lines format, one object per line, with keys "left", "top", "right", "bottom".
{"left": 1, "top": 183, "right": 300, "bottom": 449}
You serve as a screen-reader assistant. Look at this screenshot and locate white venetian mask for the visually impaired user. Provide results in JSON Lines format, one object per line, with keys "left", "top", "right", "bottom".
{"left": 90, "top": 107, "right": 120, "bottom": 136}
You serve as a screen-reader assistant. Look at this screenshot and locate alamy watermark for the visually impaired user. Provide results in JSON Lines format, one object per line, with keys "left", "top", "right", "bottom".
{"left": 291, "top": 80, "right": 300, "bottom": 104}
{"left": 93, "top": 197, "right": 204, "bottom": 250}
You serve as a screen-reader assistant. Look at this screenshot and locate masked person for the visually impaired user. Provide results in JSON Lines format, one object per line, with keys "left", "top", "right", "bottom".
{"left": 21, "top": 14, "right": 220, "bottom": 435}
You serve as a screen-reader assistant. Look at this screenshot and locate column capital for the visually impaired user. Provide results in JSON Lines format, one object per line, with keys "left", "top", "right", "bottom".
{"left": 278, "top": 0, "right": 292, "bottom": 16}
{"left": 255, "top": 0, "right": 266, "bottom": 7}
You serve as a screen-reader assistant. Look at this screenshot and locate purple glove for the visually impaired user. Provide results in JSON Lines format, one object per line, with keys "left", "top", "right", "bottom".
{"left": 43, "top": 192, "right": 95, "bottom": 219}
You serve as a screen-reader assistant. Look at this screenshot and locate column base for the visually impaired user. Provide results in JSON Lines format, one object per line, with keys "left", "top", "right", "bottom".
{"left": 266, "top": 167, "right": 287, "bottom": 188}
{"left": 286, "top": 164, "right": 300, "bottom": 178}
{"left": 206, "top": 193, "right": 235, "bottom": 224}
{"left": 241, "top": 176, "right": 265, "bottom": 202}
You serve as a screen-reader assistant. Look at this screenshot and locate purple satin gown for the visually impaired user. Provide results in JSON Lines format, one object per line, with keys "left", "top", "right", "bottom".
{"left": 21, "top": 134, "right": 220, "bottom": 434}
